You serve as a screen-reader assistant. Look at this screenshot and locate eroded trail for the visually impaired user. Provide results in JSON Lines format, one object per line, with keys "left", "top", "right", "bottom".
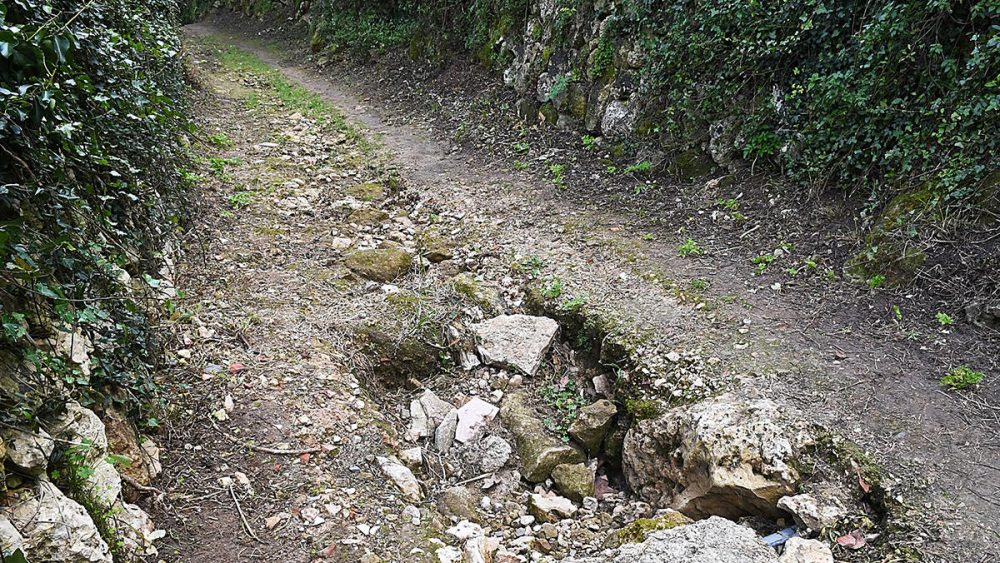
{"left": 157, "top": 24, "right": 998, "bottom": 563}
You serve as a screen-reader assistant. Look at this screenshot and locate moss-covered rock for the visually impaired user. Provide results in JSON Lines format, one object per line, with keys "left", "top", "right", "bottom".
{"left": 539, "top": 102, "right": 559, "bottom": 125}
{"left": 353, "top": 325, "right": 439, "bottom": 384}
{"left": 499, "top": 392, "right": 585, "bottom": 482}
{"left": 344, "top": 247, "right": 412, "bottom": 282}
{"left": 670, "top": 148, "right": 715, "bottom": 179}
{"left": 345, "top": 182, "right": 386, "bottom": 201}
{"left": 347, "top": 208, "right": 389, "bottom": 225}
{"left": 616, "top": 510, "right": 693, "bottom": 544}
{"left": 844, "top": 187, "right": 933, "bottom": 286}
{"left": 417, "top": 228, "right": 455, "bottom": 263}
{"left": 450, "top": 273, "right": 500, "bottom": 314}
{"left": 551, "top": 462, "right": 595, "bottom": 502}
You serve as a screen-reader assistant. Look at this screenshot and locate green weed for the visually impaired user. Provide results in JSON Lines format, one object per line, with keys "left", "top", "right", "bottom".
{"left": 941, "top": 366, "right": 984, "bottom": 390}
{"left": 678, "top": 239, "right": 703, "bottom": 257}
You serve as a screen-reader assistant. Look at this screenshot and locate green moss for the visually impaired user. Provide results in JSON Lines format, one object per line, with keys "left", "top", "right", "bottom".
{"left": 624, "top": 398, "right": 661, "bottom": 420}
{"left": 617, "top": 512, "right": 693, "bottom": 544}
{"left": 345, "top": 182, "right": 386, "bottom": 201}
{"left": 344, "top": 247, "right": 413, "bottom": 281}
{"left": 670, "top": 148, "right": 715, "bottom": 179}
{"left": 386, "top": 290, "right": 424, "bottom": 313}
{"left": 416, "top": 228, "right": 455, "bottom": 263}
{"left": 567, "top": 85, "right": 588, "bottom": 120}
{"left": 450, "top": 273, "right": 499, "bottom": 313}
{"left": 347, "top": 208, "right": 390, "bottom": 225}
{"left": 354, "top": 325, "right": 440, "bottom": 384}
{"left": 538, "top": 102, "right": 559, "bottom": 125}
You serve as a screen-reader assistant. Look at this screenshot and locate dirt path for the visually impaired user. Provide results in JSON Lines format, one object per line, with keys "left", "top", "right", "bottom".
{"left": 157, "top": 22, "right": 999, "bottom": 562}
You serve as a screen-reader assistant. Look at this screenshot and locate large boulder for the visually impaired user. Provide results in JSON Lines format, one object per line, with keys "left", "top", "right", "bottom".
{"left": 499, "top": 392, "right": 584, "bottom": 482}
{"left": 2, "top": 479, "right": 113, "bottom": 562}
{"left": 568, "top": 516, "right": 778, "bottom": 563}
{"left": 623, "top": 395, "right": 810, "bottom": 519}
{"left": 470, "top": 315, "right": 559, "bottom": 376}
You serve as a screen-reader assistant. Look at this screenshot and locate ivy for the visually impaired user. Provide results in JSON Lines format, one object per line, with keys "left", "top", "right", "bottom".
{"left": 0, "top": 0, "right": 186, "bottom": 425}
{"left": 619, "top": 0, "right": 999, "bottom": 206}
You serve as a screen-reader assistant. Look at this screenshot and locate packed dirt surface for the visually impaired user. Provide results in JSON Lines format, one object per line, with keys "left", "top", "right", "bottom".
{"left": 150, "top": 21, "right": 999, "bottom": 563}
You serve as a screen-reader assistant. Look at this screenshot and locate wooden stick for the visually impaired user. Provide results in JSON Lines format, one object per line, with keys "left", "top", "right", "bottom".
{"left": 229, "top": 484, "right": 264, "bottom": 543}
{"left": 220, "top": 431, "right": 322, "bottom": 455}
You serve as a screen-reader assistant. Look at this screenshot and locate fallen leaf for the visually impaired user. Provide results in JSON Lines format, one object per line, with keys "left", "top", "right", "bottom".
{"left": 836, "top": 529, "right": 866, "bottom": 549}
{"left": 320, "top": 543, "right": 337, "bottom": 558}
{"left": 229, "top": 362, "right": 246, "bottom": 374}
{"left": 851, "top": 460, "right": 871, "bottom": 493}
{"left": 300, "top": 452, "right": 311, "bottom": 464}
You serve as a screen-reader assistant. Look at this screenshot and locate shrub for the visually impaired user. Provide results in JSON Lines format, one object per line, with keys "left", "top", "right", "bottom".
{"left": 941, "top": 365, "right": 985, "bottom": 390}
{"left": 621, "top": 0, "right": 998, "bottom": 208}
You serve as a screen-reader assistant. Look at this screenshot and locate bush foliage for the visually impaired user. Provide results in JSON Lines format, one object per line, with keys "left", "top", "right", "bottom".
{"left": 621, "top": 0, "right": 999, "bottom": 207}
{"left": 0, "top": 0, "right": 186, "bottom": 424}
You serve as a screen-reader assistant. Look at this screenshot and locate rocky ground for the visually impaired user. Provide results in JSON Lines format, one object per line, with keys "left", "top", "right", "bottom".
{"left": 117, "top": 22, "right": 1000, "bottom": 563}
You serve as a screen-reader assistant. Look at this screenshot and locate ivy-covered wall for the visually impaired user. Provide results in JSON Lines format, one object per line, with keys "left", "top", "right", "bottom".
{"left": 200, "top": 0, "right": 998, "bottom": 217}
{"left": 1, "top": 0, "right": 187, "bottom": 426}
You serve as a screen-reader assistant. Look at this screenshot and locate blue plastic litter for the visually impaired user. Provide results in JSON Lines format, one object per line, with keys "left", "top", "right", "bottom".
{"left": 762, "top": 527, "right": 798, "bottom": 547}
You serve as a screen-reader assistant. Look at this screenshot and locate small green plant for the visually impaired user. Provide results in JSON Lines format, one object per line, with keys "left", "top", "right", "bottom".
{"left": 512, "top": 141, "right": 530, "bottom": 153}
{"left": 622, "top": 160, "right": 653, "bottom": 175}
{"left": 690, "top": 278, "right": 709, "bottom": 291}
{"left": 207, "top": 156, "right": 242, "bottom": 178}
{"left": 717, "top": 197, "right": 739, "bottom": 211}
{"left": 940, "top": 366, "right": 984, "bottom": 390}
{"left": 549, "top": 163, "right": 567, "bottom": 188}
{"left": 228, "top": 191, "right": 254, "bottom": 208}
{"left": 542, "top": 277, "right": 564, "bottom": 299}
{"left": 867, "top": 274, "right": 886, "bottom": 289}
{"left": 935, "top": 312, "right": 954, "bottom": 325}
{"left": 540, "top": 378, "right": 588, "bottom": 440}
{"left": 208, "top": 132, "right": 233, "bottom": 147}
{"left": 892, "top": 304, "right": 903, "bottom": 321}
{"left": 512, "top": 255, "right": 546, "bottom": 278}
{"left": 641, "top": 233, "right": 656, "bottom": 241}
{"left": 678, "top": 239, "right": 703, "bottom": 257}
{"left": 545, "top": 71, "right": 576, "bottom": 102}
{"left": 581, "top": 135, "right": 597, "bottom": 150}
{"left": 752, "top": 253, "right": 776, "bottom": 274}
{"left": 513, "top": 159, "right": 530, "bottom": 171}
{"left": 560, "top": 294, "right": 588, "bottom": 312}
